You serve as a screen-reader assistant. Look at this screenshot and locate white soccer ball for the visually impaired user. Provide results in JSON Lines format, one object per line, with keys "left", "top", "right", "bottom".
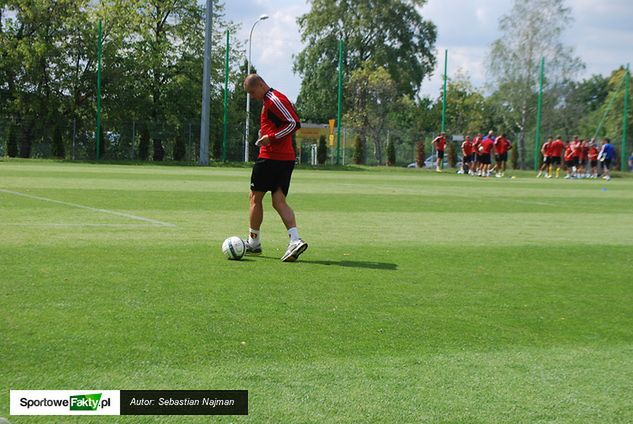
{"left": 222, "top": 236, "right": 245, "bottom": 260}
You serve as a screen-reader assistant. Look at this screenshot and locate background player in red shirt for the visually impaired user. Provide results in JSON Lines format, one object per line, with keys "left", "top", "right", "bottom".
{"left": 478, "top": 135, "right": 495, "bottom": 177}
{"left": 471, "top": 133, "right": 482, "bottom": 176}
{"left": 587, "top": 139, "right": 599, "bottom": 178}
{"left": 549, "top": 136, "right": 565, "bottom": 178}
{"left": 493, "top": 133, "right": 512, "bottom": 178}
{"left": 432, "top": 132, "right": 447, "bottom": 173}
{"left": 537, "top": 137, "right": 553, "bottom": 178}
{"left": 243, "top": 74, "right": 308, "bottom": 262}
{"left": 459, "top": 136, "right": 473, "bottom": 175}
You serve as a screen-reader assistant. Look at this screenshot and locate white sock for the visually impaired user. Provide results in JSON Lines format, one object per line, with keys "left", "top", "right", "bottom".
{"left": 248, "top": 228, "right": 260, "bottom": 246}
{"left": 288, "top": 227, "right": 300, "bottom": 242}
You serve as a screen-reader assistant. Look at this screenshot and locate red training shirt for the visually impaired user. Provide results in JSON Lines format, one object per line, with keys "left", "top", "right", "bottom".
{"left": 494, "top": 137, "right": 511, "bottom": 154}
{"left": 433, "top": 136, "right": 447, "bottom": 152}
{"left": 259, "top": 88, "right": 301, "bottom": 161}
{"left": 479, "top": 139, "right": 494, "bottom": 154}
{"left": 550, "top": 139, "right": 565, "bottom": 158}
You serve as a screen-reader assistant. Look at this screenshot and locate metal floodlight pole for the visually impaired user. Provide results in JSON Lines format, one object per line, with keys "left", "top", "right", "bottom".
{"left": 244, "top": 14, "right": 269, "bottom": 162}
{"left": 222, "top": 30, "right": 230, "bottom": 162}
{"left": 534, "top": 57, "right": 545, "bottom": 170}
{"left": 441, "top": 49, "right": 448, "bottom": 133}
{"left": 336, "top": 39, "right": 344, "bottom": 165}
{"left": 96, "top": 20, "right": 103, "bottom": 160}
{"left": 199, "top": 0, "right": 213, "bottom": 166}
{"left": 622, "top": 63, "right": 630, "bottom": 172}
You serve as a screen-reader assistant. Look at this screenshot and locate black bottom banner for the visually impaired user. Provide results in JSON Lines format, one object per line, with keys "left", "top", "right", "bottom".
{"left": 120, "top": 390, "right": 248, "bottom": 415}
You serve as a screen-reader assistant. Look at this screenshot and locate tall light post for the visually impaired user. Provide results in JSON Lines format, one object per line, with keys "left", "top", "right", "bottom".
{"left": 244, "top": 14, "right": 269, "bottom": 162}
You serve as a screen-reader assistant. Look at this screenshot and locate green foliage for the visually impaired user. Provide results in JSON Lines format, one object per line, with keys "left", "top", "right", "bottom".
{"left": 445, "top": 71, "right": 486, "bottom": 135}
{"left": 345, "top": 64, "right": 399, "bottom": 164}
{"left": 317, "top": 135, "right": 328, "bottom": 165}
{"left": 352, "top": 135, "right": 365, "bottom": 165}
{"left": 138, "top": 124, "right": 150, "bottom": 161}
{"left": 0, "top": 0, "right": 244, "bottom": 162}
{"left": 294, "top": 0, "right": 437, "bottom": 122}
{"left": 173, "top": 134, "right": 186, "bottom": 161}
{"left": 52, "top": 125, "right": 65, "bottom": 159}
{"left": 386, "top": 138, "right": 396, "bottom": 166}
{"left": 6, "top": 124, "right": 18, "bottom": 158}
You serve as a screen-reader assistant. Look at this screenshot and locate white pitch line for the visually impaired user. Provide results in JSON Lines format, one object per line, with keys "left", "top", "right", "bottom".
{"left": 0, "top": 188, "right": 176, "bottom": 227}
{"left": 4, "top": 223, "right": 165, "bottom": 228}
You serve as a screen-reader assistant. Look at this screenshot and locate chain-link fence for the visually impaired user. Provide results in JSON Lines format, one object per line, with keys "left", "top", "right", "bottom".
{"left": 9, "top": 115, "right": 614, "bottom": 170}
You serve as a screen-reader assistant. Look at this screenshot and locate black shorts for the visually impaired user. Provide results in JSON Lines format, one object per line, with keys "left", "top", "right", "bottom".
{"left": 543, "top": 156, "right": 551, "bottom": 165}
{"left": 590, "top": 160, "right": 598, "bottom": 168}
{"left": 462, "top": 155, "right": 471, "bottom": 163}
{"left": 250, "top": 158, "right": 295, "bottom": 196}
{"left": 437, "top": 150, "right": 445, "bottom": 159}
{"left": 603, "top": 158, "right": 612, "bottom": 169}
{"left": 495, "top": 152, "right": 508, "bottom": 162}
{"left": 480, "top": 153, "right": 491, "bottom": 165}
{"left": 471, "top": 153, "right": 478, "bottom": 162}
{"left": 565, "top": 160, "right": 575, "bottom": 168}
{"left": 551, "top": 157, "right": 562, "bottom": 165}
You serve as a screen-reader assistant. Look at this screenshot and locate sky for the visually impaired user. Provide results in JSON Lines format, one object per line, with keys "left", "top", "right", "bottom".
{"left": 221, "top": 0, "right": 633, "bottom": 103}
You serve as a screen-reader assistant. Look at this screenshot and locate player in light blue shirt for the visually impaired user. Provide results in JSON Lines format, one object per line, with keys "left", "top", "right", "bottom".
{"left": 598, "top": 138, "right": 616, "bottom": 180}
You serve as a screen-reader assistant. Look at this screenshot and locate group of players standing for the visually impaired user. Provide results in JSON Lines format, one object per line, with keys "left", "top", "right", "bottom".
{"left": 536, "top": 136, "right": 616, "bottom": 180}
{"left": 432, "top": 131, "right": 513, "bottom": 178}
{"left": 432, "top": 131, "right": 618, "bottom": 181}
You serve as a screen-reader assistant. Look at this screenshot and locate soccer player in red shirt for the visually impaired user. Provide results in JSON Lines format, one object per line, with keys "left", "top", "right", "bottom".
{"left": 537, "top": 137, "right": 553, "bottom": 178}
{"left": 432, "top": 132, "right": 447, "bottom": 173}
{"left": 471, "top": 133, "right": 482, "bottom": 176}
{"left": 549, "top": 135, "right": 565, "bottom": 178}
{"left": 493, "top": 133, "right": 512, "bottom": 177}
{"left": 563, "top": 141, "right": 576, "bottom": 179}
{"left": 478, "top": 135, "right": 495, "bottom": 177}
{"left": 578, "top": 139, "right": 589, "bottom": 177}
{"left": 243, "top": 74, "right": 308, "bottom": 262}
{"left": 587, "top": 139, "right": 599, "bottom": 178}
{"left": 460, "top": 136, "right": 473, "bottom": 175}
{"left": 569, "top": 135, "right": 582, "bottom": 178}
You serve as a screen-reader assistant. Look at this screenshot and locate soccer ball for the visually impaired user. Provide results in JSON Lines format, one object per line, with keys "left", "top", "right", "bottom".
{"left": 222, "top": 236, "right": 245, "bottom": 260}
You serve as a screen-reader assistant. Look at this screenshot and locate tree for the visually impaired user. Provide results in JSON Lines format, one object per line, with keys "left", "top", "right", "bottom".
{"left": 345, "top": 64, "right": 399, "bottom": 164}
{"left": 444, "top": 71, "right": 486, "bottom": 135}
{"left": 294, "top": 0, "right": 437, "bottom": 122}
{"left": 317, "top": 135, "right": 327, "bottom": 165}
{"left": 581, "top": 68, "right": 632, "bottom": 145}
{"left": 487, "top": 0, "right": 584, "bottom": 169}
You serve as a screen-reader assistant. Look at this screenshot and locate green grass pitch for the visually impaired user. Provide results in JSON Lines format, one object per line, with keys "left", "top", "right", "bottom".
{"left": 1, "top": 160, "right": 632, "bottom": 423}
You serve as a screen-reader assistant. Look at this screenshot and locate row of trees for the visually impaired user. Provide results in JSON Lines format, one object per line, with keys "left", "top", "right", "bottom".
{"left": 1, "top": 0, "right": 630, "bottom": 167}
{"left": 0, "top": 0, "right": 262, "bottom": 161}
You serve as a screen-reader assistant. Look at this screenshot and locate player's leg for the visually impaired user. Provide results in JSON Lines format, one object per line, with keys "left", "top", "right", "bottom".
{"left": 271, "top": 188, "right": 296, "bottom": 230}
{"left": 245, "top": 190, "right": 266, "bottom": 254}
{"left": 273, "top": 189, "right": 308, "bottom": 262}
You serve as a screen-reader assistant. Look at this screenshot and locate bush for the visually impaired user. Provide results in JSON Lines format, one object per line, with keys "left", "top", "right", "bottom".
{"left": 138, "top": 125, "right": 150, "bottom": 160}
{"left": 7, "top": 124, "right": 18, "bottom": 157}
{"left": 415, "top": 140, "right": 425, "bottom": 168}
{"left": 353, "top": 135, "right": 365, "bottom": 165}
{"left": 173, "top": 135, "right": 186, "bottom": 161}
{"left": 317, "top": 135, "right": 328, "bottom": 165}
{"left": 386, "top": 138, "right": 396, "bottom": 166}
{"left": 52, "top": 125, "right": 65, "bottom": 159}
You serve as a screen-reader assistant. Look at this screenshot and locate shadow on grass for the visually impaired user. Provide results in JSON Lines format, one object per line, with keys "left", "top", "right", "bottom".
{"left": 257, "top": 255, "right": 397, "bottom": 270}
